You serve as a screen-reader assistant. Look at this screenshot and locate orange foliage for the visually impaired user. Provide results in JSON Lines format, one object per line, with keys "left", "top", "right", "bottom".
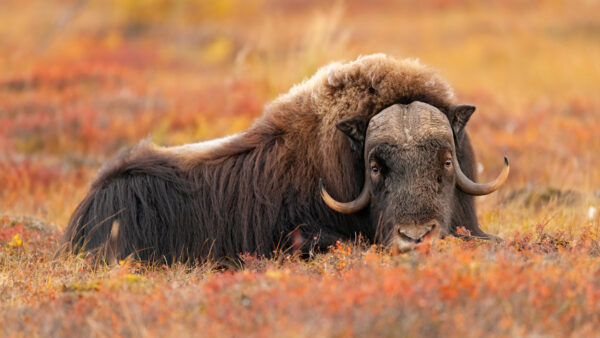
{"left": 1, "top": 0, "right": 600, "bottom": 336}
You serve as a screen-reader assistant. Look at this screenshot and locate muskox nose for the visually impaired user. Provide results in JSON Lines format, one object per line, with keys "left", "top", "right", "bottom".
{"left": 397, "top": 220, "right": 439, "bottom": 243}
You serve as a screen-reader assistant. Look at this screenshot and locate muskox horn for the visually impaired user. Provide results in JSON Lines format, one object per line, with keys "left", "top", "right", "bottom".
{"left": 319, "top": 172, "right": 371, "bottom": 214}
{"left": 449, "top": 132, "right": 510, "bottom": 195}
{"left": 454, "top": 156, "right": 509, "bottom": 195}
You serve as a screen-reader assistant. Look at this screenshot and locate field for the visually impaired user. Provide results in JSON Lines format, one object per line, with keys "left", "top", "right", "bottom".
{"left": 1, "top": 0, "right": 600, "bottom": 336}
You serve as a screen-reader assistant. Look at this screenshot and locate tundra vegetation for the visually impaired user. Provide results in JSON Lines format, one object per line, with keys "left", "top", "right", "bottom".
{"left": 1, "top": 0, "right": 600, "bottom": 336}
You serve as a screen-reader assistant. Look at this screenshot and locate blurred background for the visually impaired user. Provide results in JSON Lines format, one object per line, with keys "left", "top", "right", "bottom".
{"left": 1, "top": 0, "right": 599, "bottom": 232}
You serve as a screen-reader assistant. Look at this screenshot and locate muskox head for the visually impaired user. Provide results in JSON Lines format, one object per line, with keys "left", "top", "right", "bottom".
{"left": 320, "top": 101, "right": 509, "bottom": 251}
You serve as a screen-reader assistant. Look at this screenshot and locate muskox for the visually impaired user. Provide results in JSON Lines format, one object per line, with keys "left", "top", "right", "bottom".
{"left": 63, "top": 54, "right": 509, "bottom": 263}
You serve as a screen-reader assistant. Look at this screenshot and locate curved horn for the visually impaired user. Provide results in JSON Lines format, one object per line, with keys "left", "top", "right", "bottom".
{"left": 444, "top": 123, "right": 509, "bottom": 195}
{"left": 319, "top": 173, "right": 371, "bottom": 214}
{"left": 453, "top": 154, "right": 510, "bottom": 196}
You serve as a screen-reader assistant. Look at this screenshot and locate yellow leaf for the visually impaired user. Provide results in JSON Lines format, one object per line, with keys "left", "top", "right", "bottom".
{"left": 8, "top": 234, "right": 22, "bottom": 247}
{"left": 124, "top": 274, "right": 147, "bottom": 283}
{"left": 265, "top": 270, "right": 282, "bottom": 279}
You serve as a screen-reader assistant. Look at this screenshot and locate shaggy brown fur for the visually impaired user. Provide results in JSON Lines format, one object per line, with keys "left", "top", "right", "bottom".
{"left": 63, "top": 54, "right": 484, "bottom": 263}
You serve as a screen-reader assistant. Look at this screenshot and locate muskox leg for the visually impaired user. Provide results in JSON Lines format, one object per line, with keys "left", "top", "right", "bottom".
{"left": 452, "top": 190, "right": 486, "bottom": 236}
{"left": 452, "top": 193, "right": 502, "bottom": 242}
{"left": 286, "top": 226, "right": 348, "bottom": 255}
{"left": 312, "top": 229, "right": 348, "bottom": 250}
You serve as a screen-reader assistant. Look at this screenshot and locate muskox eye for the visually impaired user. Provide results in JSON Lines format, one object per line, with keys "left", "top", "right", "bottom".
{"left": 444, "top": 159, "right": 452, "bottom": 168}
{"left": 368, "top": 87, "right": 376, "bottom": 95}
{"left": 371, "top": 166, "right": 379, "bottom": 174}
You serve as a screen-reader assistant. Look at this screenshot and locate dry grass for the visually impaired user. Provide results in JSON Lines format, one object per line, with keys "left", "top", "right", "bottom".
{"left": 1, "top": 0, "right": 600, "bottom": 336}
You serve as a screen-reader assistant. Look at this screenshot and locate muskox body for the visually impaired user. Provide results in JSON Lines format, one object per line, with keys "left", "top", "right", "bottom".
{"left": 64, "top": 54, "right": 500, "bottom": 262}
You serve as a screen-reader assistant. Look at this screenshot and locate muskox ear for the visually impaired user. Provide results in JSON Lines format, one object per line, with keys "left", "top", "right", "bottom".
{"left": 449, "top": 104, "right": 475, "bottom": 142}
{"left": 336, "top": 116, "right": 367, "bottom": 152}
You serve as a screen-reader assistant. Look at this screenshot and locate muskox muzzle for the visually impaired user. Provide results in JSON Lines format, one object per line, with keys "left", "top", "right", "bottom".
{"left": 320, "top": 101, "right": 509, "bottom": 247}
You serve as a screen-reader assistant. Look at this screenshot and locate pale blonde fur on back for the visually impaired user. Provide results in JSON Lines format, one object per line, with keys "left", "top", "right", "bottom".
{"left": 153, "top": 54, "right": 456, "bottom": 174}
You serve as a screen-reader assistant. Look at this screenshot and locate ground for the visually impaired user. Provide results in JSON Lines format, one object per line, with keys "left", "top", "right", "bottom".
{"left": 1, "top": 0, "right": 600, "bottom": 336}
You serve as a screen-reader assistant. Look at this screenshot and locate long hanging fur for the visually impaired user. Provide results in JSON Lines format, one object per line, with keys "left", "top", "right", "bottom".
{"left": 63, "top": 54, "right": 482, "bottom": 263}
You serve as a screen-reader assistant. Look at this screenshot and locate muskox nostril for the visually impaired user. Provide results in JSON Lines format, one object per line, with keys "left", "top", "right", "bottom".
{"left": 427, "top": 220, "right": 438, "bottom": 232}
{"left": 397, "top": 220, "right": 438, "bottom": 242}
